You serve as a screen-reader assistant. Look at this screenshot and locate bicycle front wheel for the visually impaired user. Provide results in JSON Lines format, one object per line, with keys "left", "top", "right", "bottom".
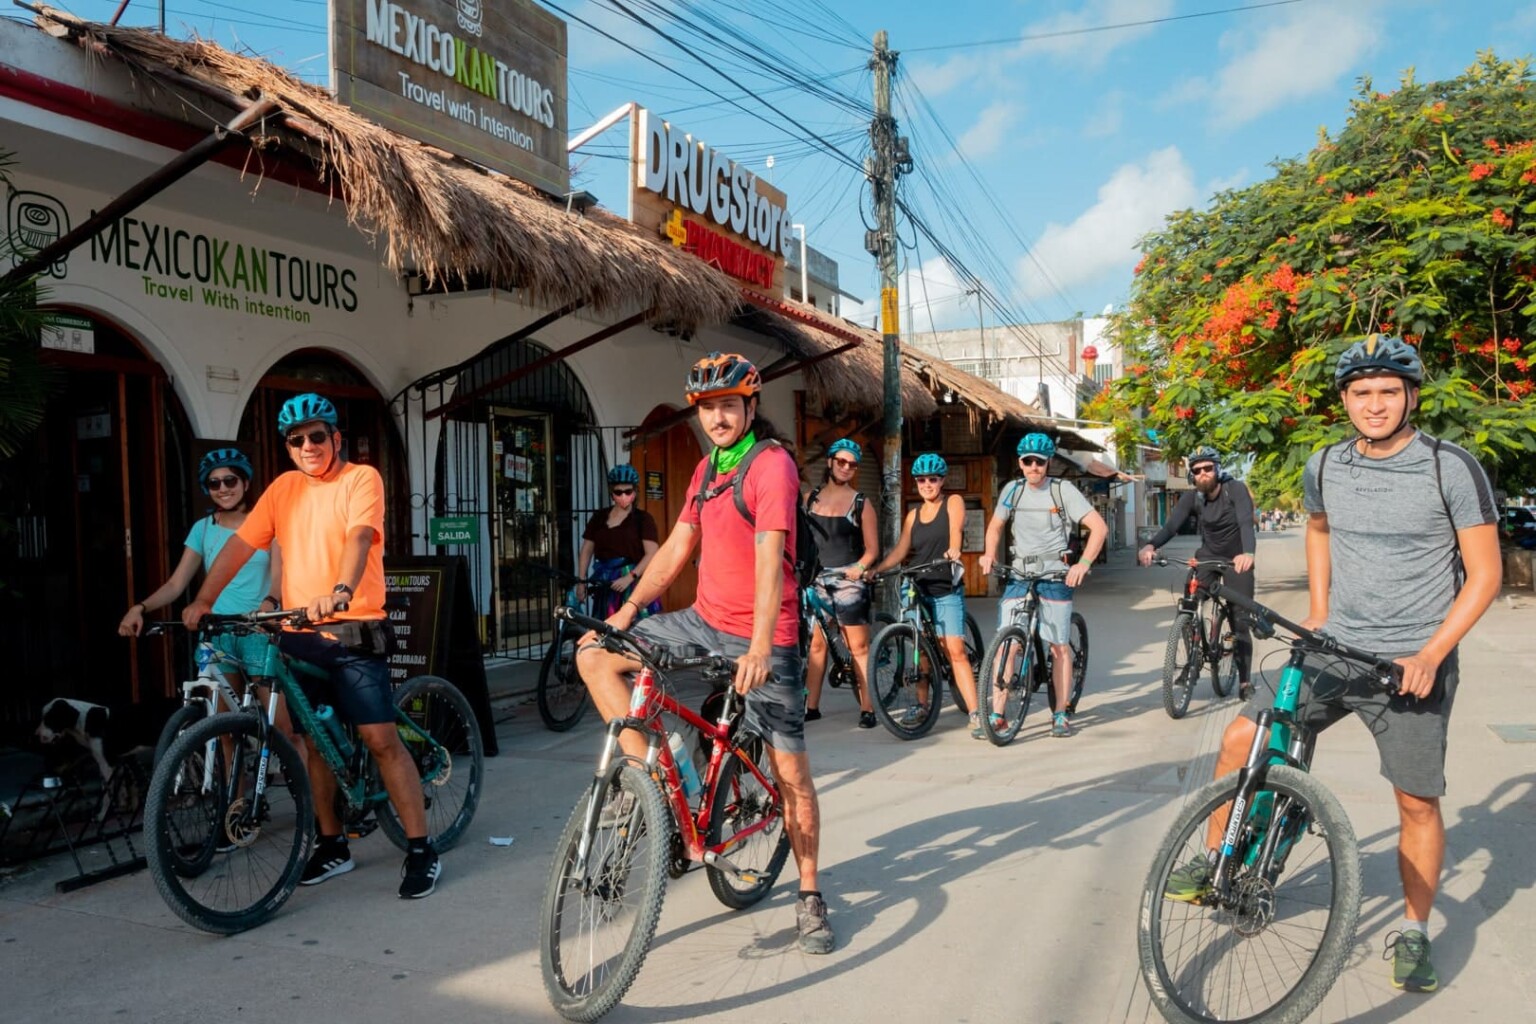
{"left": 1066, "top": 612, "right": 1089, "bottom": 713}
{"left": 152, "top": 702, "right": 208, "bottom": 767}
{"left": 540, "top": 763, "right": 671, "bottom": 1023}
{"left": 868, "top": 621, "right": 941, "bottom": 739}
{"left": 1138, "top": 765, "right": 1362, "bottom": 1024}
{"left": 145, "top": 712, "right": 311, "bottom": 935}
{"left": 377, "top": 675, "right": 485, "bottom": 853}
{"left": 1161, "top": 612, "right": 1198, "bottom": 719}
{"left": 705, "top": 737, "right": 790, "bottom": 909}
{"left": 977, "top": 623, "right": 1034, "bottom": 746}
{"left": 1209, "top": 604, "right": 1238, "bottom": 698}
{"left": 538, "top": 627, "right": 590, "bottom": 731}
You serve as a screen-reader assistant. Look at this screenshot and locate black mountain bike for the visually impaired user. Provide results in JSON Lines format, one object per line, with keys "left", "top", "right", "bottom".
{"left": 1153, "top": 558, "right": 1240, "bottom": 718}
{"left": 800, "top": 569, "right": 896, "bottom": 700}
{"left": 537, "top": 569, "right": 615, "bottom": 731}
{"left": 976, "top": 565, "right": 1089, "bottom": 745}
{"left": 865, "top": 560, "right": 983, "bottom": 740}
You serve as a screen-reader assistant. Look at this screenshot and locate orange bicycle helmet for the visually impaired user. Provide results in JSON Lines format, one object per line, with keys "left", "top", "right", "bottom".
{"left": 685, "top": 351, "right": 762, "bottom": 406}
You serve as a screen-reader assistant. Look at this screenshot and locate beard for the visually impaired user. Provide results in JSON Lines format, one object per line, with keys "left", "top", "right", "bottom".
{"left": 1194, "top": 473, "right": 1219, "bottom": 496}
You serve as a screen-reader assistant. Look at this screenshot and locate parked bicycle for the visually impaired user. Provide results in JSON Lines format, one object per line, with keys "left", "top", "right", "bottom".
{"left": 864, "top": 560, "right": 983, "bottom": 740}
{"left": 1138, "top": 586, "right": 1400, "bottom": 1024}
{"left": 1152, "top": 557, "right": 1240, "bottom": 718}
{"left": 539, "top": 606, "right": 790, "bottom": 1022}
{"left": 800, "top": 569, "right": 898, "bottom": 700}
{"left": 144, "top": 609, "right": 484, "bottom": 934}
{"left": 976, "top": 565, "right": 1089, "bottom": 745}
{"left": 144, "top": 627, "right": 246, "bottom": 765}
{"left": 537, "top": 567, "right": 615, "bottom": 731}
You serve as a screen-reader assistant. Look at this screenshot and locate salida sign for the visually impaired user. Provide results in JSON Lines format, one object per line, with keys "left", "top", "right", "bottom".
{"left": 631, "top": 107, "right": 791, "bottom": 294}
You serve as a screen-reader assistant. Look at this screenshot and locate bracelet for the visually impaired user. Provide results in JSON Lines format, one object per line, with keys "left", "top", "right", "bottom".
{"left": 262, "top": 594, "right": 281, "bottom": 608}
{"left": 132, "top": 601, "right": 146, "bottom": 614}
{"left": 623, "top": 599, "right": 642, "bottom": 614}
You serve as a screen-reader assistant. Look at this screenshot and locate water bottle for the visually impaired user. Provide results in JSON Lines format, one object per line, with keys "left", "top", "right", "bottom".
{"left": 314, "top": 704, "right": 354, "bottom": 759}
{"left": 668, "top": 732, "right": 702, "bottom": 801}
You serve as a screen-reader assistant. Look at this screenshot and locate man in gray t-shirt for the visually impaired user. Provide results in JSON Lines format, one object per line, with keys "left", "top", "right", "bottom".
{"left": 1165, "top": 335, "right": 1501, "bottom": 995}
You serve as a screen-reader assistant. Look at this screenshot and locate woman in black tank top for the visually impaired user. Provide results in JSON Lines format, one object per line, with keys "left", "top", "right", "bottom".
{"left": 803, "top": 440, "right": 880, "bottom": 727}
{"left": 866, "top": 453, "right": 981, "bottom": 735}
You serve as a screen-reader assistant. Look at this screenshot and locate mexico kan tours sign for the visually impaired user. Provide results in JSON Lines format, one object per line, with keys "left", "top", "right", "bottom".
{"left": 332, "top": 0, "right": 568, "bottom": 195}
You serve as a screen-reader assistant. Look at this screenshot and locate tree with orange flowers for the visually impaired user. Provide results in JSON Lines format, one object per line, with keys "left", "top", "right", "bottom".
{"left": 1090, "top": 52, "right": 1536, "bottom": 502}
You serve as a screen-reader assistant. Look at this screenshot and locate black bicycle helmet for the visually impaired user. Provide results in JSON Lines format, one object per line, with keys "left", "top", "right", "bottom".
{"left": 1334, "top": 334, "right": 1424, "bottom": 387}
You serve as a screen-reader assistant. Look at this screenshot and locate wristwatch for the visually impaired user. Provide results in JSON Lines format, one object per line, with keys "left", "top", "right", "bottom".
{"left": 333, "top": 583, "right": 354, "bottom": 597}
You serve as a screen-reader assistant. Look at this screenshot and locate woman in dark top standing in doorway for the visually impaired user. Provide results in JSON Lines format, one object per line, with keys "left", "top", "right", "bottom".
{"left": 804, "top": 439, "right": 880, "bottom": 727}
{"left": 866, "top": 452, "right": 981, "bottom": 736}
{"left": 578, "top": 464, "right": 661, "bottom": 618}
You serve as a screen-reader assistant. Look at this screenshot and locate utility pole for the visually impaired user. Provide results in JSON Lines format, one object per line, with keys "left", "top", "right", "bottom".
{"left": 869, "top": 31, "right": 907, "bottom": 560}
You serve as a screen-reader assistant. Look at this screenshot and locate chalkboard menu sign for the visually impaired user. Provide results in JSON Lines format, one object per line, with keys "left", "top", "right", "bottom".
{"left": 385, "top": 555, "right": 498, "bottom": 756}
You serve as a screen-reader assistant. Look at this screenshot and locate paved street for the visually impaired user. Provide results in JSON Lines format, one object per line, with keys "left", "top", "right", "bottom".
{"left": 4, "top": 531, "right": 1534, "bottom": 1023}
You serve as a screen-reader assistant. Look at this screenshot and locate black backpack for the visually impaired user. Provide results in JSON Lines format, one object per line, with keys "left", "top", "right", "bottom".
{"left": 696, "top": 439, "right": 821, "bottom": 589}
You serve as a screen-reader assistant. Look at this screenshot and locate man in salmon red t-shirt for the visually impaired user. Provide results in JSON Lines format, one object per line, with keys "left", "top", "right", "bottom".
{"left": 577, "top": 352, "right": 834, "bottom": 955}
{"left": 182, "top": 392, "right": 439, "bottom": 900}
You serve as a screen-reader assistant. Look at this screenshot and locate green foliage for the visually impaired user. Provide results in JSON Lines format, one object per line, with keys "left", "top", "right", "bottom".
{"left": 1106, "top": 52, "right": 1536, "bottom": 501}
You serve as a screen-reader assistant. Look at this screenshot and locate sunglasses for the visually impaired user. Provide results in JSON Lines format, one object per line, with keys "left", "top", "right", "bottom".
{"left": 831, "top": 457, "right": 859, "bottom": 468}
{"left": 286, "top": 429, "right": 332, "bottom": 449}
{"left": 611, "top": 487, "right": 636, "bottom": 496}
{"left": 1191, "top": 464, "right": 1217, "bottom": 475}
{"left": 1020, "top": 456, "right": 1049, "bottom": 467}
{"left": 206, "top": 475, "right": 243, "bottom": 490}
{"left": 915, "top": 475, "right": 944, "bottom": 484}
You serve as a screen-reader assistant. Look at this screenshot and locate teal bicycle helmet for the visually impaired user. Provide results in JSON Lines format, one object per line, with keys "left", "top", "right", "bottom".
{"left": 607, "top": 464, "right": 640, "bottom": 486}
{"left": 912, "top": 452, "right": 948, "bottom": 477}
{"left": 1016, "top": 433, "right": 1056, "bottom": 460}
{"left": 827, "top": 438, "right": 862, "bottom": 462}
{"left": 198, "top": 447, "right": 253, "bottom": 492}
{"left": 1335, "top": 334, "right": 1423, "bottom": 387}
{"left": 276, "top": 392, "right": 339, "bottom": 435}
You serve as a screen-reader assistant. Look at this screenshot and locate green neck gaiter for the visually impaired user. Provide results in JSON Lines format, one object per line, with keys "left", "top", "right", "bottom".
{"left": 711, "top": 431, "right": 757, "bottom": 474}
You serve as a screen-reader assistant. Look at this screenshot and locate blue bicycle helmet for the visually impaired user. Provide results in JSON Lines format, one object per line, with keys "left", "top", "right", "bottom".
{"left": 276, "top": 392, "right": 339, "bottom": 435}
{"left": 827, "top": 438, "right": 862, "bottom": 462}
{"left": 912, "top": 452, "right": 948, "bottom": 477}
{"left": 1335, "top": 334, "right": 1423, "bottom": 387}
{"left": 607, "top": 464, "right": 640, "bottom": 486}
{"left": 1017, "top": 433, "right": 1056, "bottom": 460}
{"left": 1185, "top": 445, "right": 1221, "bottom": 484}
{"left": 197, "top": 447, "right": 253, "bottom": 493}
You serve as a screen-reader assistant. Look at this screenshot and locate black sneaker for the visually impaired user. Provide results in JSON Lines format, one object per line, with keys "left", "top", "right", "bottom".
{"left": 857, "top": 711, "right": 877, "bottom": 729}
{"left": 399, "top": 845, "right": 441, "bottom": 899}
{"left": 300, "top": 842, "right": 354, "bottom": 886}
{"left": 804, "top": 707, "right": 822, "bottom": 722}
{"left": 796, "top": 894, "right": 835, "bottom": 954}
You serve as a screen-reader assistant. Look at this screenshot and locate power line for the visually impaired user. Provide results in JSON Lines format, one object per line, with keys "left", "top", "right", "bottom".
{"left": 905, "top": 0, "right": 1306, "bottom": 53}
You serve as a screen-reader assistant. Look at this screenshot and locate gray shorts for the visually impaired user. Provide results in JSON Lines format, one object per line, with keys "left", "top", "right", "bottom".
{"left": 631, "top": 607, "right": 806, "bottom": 755}
{"left": 1240, "top": 649, "right": 1458, "bottom": 798}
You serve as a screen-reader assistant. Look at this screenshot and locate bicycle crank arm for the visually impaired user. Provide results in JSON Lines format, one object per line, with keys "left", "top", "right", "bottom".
{"left": 703, "top": 849, "right": 764, "bottom": 884}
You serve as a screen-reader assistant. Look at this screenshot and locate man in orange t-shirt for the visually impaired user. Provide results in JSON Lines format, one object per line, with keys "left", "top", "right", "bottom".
{"left": 184, "top": 392, "right": 439, "bottom": 899}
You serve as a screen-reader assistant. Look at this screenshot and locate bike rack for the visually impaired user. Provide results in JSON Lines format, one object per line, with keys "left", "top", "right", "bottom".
{"left": 0, "top": 754, "right": 149, "bottom": 893}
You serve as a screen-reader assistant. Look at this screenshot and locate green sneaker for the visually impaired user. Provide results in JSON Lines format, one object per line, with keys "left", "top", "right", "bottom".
{"left": 1385, "top": 930, "right": 1438, "bottom": 992}
{"left": 1163, "top": 855, "right": 1214, "bottom": 902}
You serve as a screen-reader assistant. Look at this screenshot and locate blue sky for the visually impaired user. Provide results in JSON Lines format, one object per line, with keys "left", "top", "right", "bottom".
{"left": 43, "top": 1, "right": 1536, "bottom": 332}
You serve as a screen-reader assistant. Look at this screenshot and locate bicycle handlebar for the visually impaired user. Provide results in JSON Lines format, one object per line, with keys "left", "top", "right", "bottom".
{"left": 1150, "top": 556, "right": 1234, "bottom": 569}
{"left": 554, "top": 606, "right": 772, "bottom": 682}
{"left": 864, "top": 559, "right": 958, "bottom": 584}
{"left": 145, "top": 606, "right": 344, "bottom": 638}
{"left": 1208, "top": 584, "right": 1402, "bottom": 688}
{"left": 989, "top": 564, "right": 1069, "bottom": 582}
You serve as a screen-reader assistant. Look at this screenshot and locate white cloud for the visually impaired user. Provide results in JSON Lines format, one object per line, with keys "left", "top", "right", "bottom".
{"left": 1018, "top": 147, "right": 1198, "bottom": 300}
{"left": 1017, "top": 0, "right": 1176, "bottom": 63}
{"left": 844, "top": 256, "right": 982, "bottom": 334}
{"left": 907, "top": 54, "right": 978, "bottom": 98}
{"left": 956, "top": 101, "right": 1020, "bottom": 159}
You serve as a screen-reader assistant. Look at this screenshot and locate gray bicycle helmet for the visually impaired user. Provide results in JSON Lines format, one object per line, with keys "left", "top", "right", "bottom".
{"left": 1185, "top": 445, "right": 1221, "bottom": 484}
{"left": 1334, "top": 334, "right": 1424, "bottom": 387}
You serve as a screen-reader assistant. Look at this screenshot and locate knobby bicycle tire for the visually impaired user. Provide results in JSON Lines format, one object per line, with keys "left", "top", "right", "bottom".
{"left": 978, "top": 621, "right": 1035, "bottom": 746}
{"left": 1161, "top": 613, "right": 1198, "bottom": 719}
{"left": 145, "top": 711, "right": 312, "bottom": 935}
{"left": 376, "top": 675, "right": 485, "bottom": 853}
{"left": 868, "top": 621, "right": 943, "bottom": 739}
{"left": 538, "top": 626, "right": 591, "bottom": 731}
{"left": 1138, "top": 765, "right": 1362, "bottom": 1024}
{"left": 1209, "top": 604, "right": 1238, "bottom": 699}
{"left": 705, "top": 738, "right": 791, "bottom": 909}
{"left": 152, "top": 702, "right": 209, "bottom": 767}
{"left": 540, "top": 763, "right": 671, "bottom": 1023}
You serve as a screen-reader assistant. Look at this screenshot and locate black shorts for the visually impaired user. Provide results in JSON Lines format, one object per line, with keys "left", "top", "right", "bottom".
{"left": 276, "top": 627, "right": 396, "bottom": 726}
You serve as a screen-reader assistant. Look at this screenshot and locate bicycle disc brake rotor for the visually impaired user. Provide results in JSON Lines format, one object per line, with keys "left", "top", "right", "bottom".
{"left": 222, "top": 797, "right": 262, "bottom": 849}
{"left": 1228, "top": 874, "right": 1277, "bottom": 937}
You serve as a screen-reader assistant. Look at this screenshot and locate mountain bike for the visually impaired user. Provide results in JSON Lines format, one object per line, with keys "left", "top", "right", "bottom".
{"left": 1138, "top": 586, "right": 1401, "bottom": 1024}
{"left": 536, "top": 568, "right": 615, "bottom": 731}
{"left": 539, "top": 606, "right": 791, "bottom": 1022}
{"left": 976, "top": 565, "right": 1089, "bottom": 745}
{"left": 144, "top": 609, "right": 484, "bottom": 934}
{"left": 864, "top": 560, "right": 983, "bottom": 740}
{"left": 143, "top": 627, "right": 246, "bottom": 766}
{"left": 800, "top": 569, "right": 897, "bottom": 700}
{"left": 1152, "top": 557, "right": 1240, "bottom": 718}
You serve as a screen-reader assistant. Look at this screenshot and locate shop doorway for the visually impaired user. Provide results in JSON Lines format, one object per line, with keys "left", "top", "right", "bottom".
{"left": 628, "top": 405, "right": 703, "bottom": 611}
{"left": 490, "top": 409, "right": 555, "bottom": 654}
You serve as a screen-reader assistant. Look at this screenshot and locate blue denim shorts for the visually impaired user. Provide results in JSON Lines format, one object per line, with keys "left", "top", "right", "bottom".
{"left": 999, "top": 579, "right": 1075, "bottom": 645}
{"left": 917, "top": 591, "right": 966, "bottom": 637}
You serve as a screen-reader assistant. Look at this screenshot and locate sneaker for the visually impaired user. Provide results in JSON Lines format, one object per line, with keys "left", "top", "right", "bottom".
{"left": 1051, "top": 713, "right": 1074, "bottom": 738}
{"left": 796, "top": 894, "right": 835, "bottom": 954}
{"left": 1384, "top": 930, "right": 1438, "bottom": 992}
{"left": 804, "top": 707, "right": 822, "bottom": 722}
{"left": 597, "top": 789, "right": 637, "bottom": 829}
{"left": 1163, "top": 855, "right": 1214, "bottom": 902}
{"left": 1238, "top": 680, "right": 1255, "bottom": 701}
{"left": 300, "top": 842, "right": 354, "bottom": 886}
{"left": 969, "top": 711, "right": 985, "bottom": 739}
{"left": 898, "top": 704, "right": 927, "bottom": 726}
{"left": 399, "top": 845, "right": 441, "bottom": 899}
{"left": 857, "top": 711, "right": 877, "bottom": 729}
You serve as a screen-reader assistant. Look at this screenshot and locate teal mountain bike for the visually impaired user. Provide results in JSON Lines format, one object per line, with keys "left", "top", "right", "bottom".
{"left": 865, "top": 560, "right": 983, "bottom": 740}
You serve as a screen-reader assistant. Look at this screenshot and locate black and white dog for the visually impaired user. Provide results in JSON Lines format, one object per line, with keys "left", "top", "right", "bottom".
{"left": 35, "top": 697, "right": 175, "bottom": 817}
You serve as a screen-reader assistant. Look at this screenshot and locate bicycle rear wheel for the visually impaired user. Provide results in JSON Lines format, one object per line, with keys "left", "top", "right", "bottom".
{"left": 1138, "top": 765, "right": 1362, "bottom": 1024}
{"left": 1044, "top": 612, "right": 1090, "bottom": 714}
{"left": 1161, "top": 613, "right": 1198, "bottom": 719}
{"left": 705, "top": 737, "right": 790, "bottom": 909}
{"left": 377, "top": 675, "right": 485, "bottom": 853}
{"left": 540, "top": 763, "right": 670, "bottom": 1023}
{"left": 977, "top": 623, "right": 1034, "bottom": 746}
{"left": 145, "top": 712, "right": 311, "bottom": 935}
{"left": 1208, "top": 605, "right": 1238, "bottom": 699}
{"left": 152, "top": 702, "right": 208, "bottom": 767}
{"left": 868, "top": 621, "right": 941, "bottom": 739}
{"left": 538, "top": 627, "right": 590, "bottom": 731}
